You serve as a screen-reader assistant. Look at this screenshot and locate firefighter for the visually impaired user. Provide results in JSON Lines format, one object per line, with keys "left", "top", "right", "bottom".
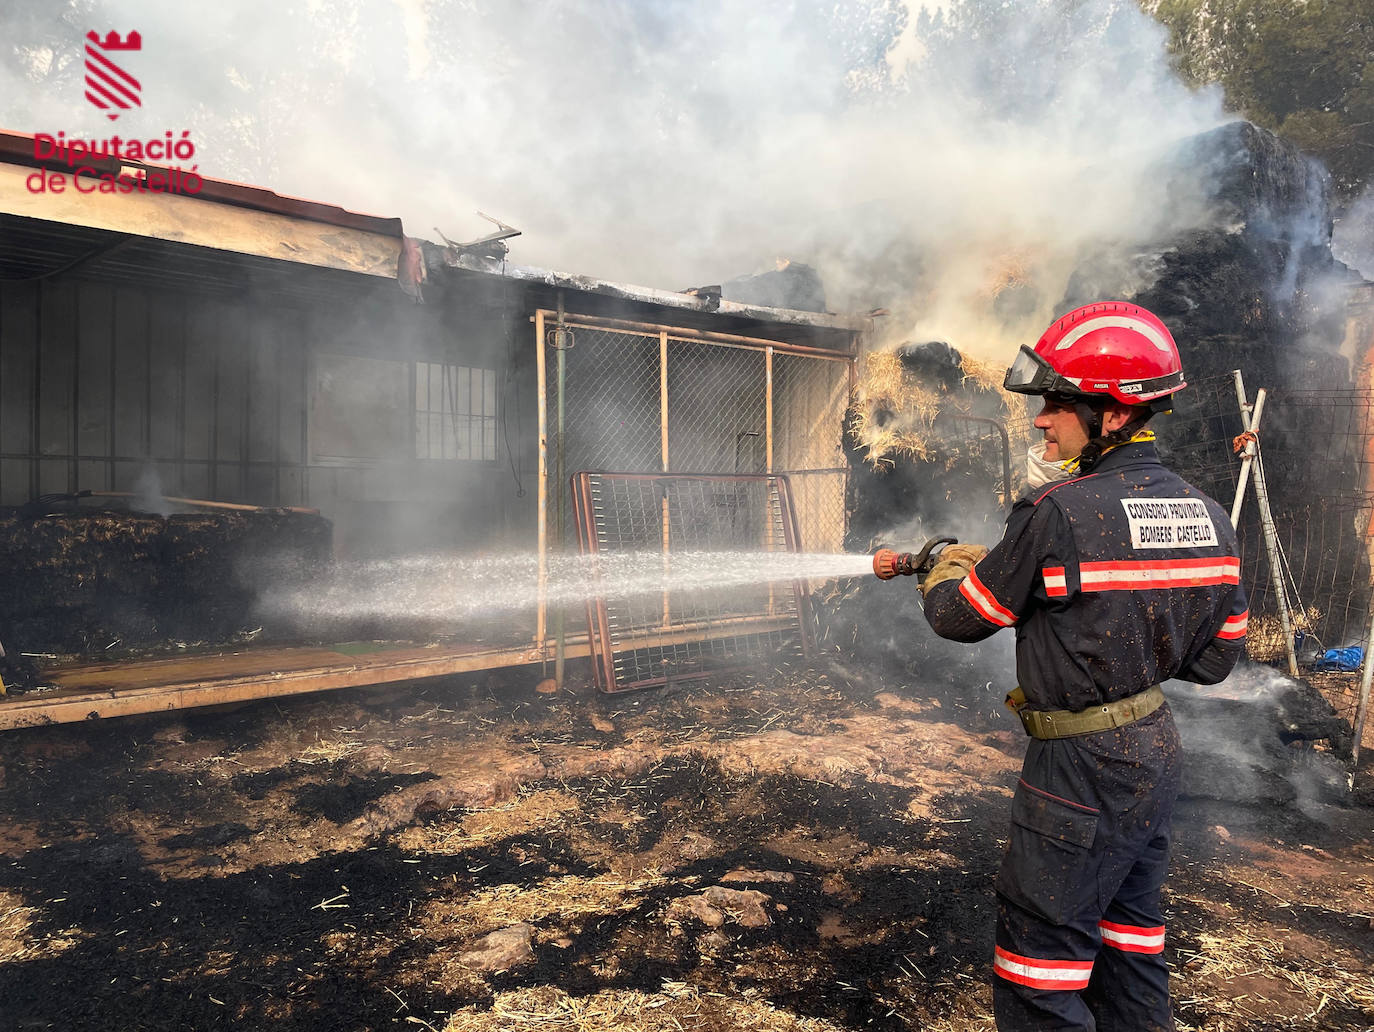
{"left": 920, "top": 302, "right": 1248, "bottom": 1031}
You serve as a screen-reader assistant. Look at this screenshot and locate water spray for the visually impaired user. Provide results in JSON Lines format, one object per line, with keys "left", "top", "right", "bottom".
{"left": 256, "top": 549, "right": 882, "bottom": 628}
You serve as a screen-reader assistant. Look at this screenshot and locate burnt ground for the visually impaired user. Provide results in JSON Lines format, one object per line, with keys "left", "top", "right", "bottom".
{"left": 0, "top": 659, "right": 1371, "bottom": 1032}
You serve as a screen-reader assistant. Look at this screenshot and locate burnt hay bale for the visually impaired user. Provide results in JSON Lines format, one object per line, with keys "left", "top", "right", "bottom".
{"left": 0, "top": 506, "right": 332, "bottom": 669}
{"left": 158, "top": 511, "right": 333, "bottom": 644}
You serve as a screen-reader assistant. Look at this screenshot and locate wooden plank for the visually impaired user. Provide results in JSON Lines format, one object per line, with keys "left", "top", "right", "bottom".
{"left": 0, "top": 279, "right": 38, "bottom": 504}
{"left": 147, "top": 292, "right": 183, "bottom": 470}
{"left": 214, "top": 299, "right": 245, "bottom": 464}
{"left": 0, "top": 615, "right": 799, "bottom": 729}
{"left": 246, "top": 314, "right": 278, "bottom": 467}
{"left": 183, "top": 304, "right": 215, "bottom": 462}
{"left": 0, "top": 640, "right": 557, "bottom": 730}
{"left": 38, "top": 280, "right": 75, "bottom": 464}
{"left": 0, "top": 164, "right": 402, "bottom": 280}
{"left": 278, "top": 310, "right": 307, "bottom": 467}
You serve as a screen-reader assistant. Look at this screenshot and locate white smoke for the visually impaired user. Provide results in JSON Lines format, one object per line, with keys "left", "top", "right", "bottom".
{"left": 2, "top": 0, "right": 1230, "bottom": 360}
{"left": 1332, "top": 183, "right": 1374, "bottom": 281}
{"left": 1169, "top": 665, "right": 1351, "bottom": 812}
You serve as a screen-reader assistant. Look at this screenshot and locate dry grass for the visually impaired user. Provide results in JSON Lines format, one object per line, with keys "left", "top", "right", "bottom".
{"left": 851, "top": 352, "right": 947, "bottom": 465}
{"left": 1173, "top": 924, "right": 1374, "bottom": 1025}
{"left": 0, "top": 890, "right": 82, "bottom": 963}
{"left": 297, "top": 729, "right": 367, "bottom": 764}
{"left": 0, "top": 891, "right": 37, "bottom": 963}
{"left": 417, "top": 870, "right": 671, "bottom": 943}
{"left": 442, "top": 984, "right": 849, "bottom": 1032}
{"left": 396, "top": 790, "right": 583, "bottom": 854}
{"left": 850, "top": 349, "right": 1021, "bottom": 467}
{"left": 1245, "top": 607, "right": 1322, "bottom": 665}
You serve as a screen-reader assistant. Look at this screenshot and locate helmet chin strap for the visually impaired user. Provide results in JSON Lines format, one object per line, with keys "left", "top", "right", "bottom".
{"left": 1072, "top": 402, "right": 1153, "bottom": 473}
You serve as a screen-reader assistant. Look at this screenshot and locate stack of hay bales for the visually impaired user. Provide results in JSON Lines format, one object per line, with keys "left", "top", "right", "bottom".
{"left": 0, "top": 505, "right": 332, "bottom": 668}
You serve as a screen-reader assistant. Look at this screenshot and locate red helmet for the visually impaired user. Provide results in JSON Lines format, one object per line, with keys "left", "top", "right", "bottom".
{"left": 1004, "top": 302, "right": 1185, "bottom": 405}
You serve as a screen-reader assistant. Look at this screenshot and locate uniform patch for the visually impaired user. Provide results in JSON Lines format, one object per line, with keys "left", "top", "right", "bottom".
{"left": 1120, "top": 497, "right": 1218, "bottom": 549}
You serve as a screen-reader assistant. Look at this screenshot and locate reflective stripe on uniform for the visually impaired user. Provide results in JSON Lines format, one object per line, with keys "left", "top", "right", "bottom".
{"left": 993, "top": 945, "right": 1093, "bottom": 990}
{"left": 1079, "top": 557, "right": 1240, "bottom": 592}
{"left": 1216, "top": 610, "right": 1249, "bottom": 639}
{"left": 1099, "top": 920, "right": 1166, "bottom": 954}
{"left": 1042, "top": 566, "right": 1067, "bottom": 598}
{"left": 960, "top": 567, "right": 1018, "bottom": 626}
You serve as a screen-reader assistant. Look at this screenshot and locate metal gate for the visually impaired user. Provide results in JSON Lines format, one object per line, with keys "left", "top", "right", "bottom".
{"left": 571, "top": 472, "right": 813, "bottom": 692}
{"left": 534, "top": 310, "right": 854, "bottom": 667}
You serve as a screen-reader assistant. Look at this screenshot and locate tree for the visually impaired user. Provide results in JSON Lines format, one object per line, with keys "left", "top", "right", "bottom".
{"left": 1145, "top": 0, "right": 1374, "bottom": 199}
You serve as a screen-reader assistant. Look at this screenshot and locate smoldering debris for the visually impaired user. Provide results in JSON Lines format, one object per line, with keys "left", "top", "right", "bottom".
{"left": 0, "top": 504, "right": 331, "bottom": 679}
{"left": 845, "top": 339, "right": 1017, "bottom": 559}
{"left": 849, "top": 342, "right": 1013, "bottom": 469}
{"left": 1168, "top": 664, "right": 1353, "bottom": 808}
{"left": 821, "top": 338, "right": 1022, "bottom": 724}
{"left": 721, "top": 260, "right": 828, "bottom": 313}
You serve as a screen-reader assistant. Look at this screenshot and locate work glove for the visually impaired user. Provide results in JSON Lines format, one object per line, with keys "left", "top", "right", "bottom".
{"left": 919, "top": 543, "right": 988, "bottom": 596}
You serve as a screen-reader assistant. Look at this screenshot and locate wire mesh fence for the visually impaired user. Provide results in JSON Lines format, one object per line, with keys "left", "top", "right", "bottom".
{"left": 538, "top": 314, "right": 854, "bottom": 678}
{"left": 1161, "top": 374, "right": 1374, "bottom": 741}
{"left": 571, "top": 472, "right": 811, "bottom": 692}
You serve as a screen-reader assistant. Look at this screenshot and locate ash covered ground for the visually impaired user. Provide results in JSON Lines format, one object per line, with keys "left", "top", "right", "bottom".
{"left": 0, "top": 657, "right": 1371, "bottom": 1032}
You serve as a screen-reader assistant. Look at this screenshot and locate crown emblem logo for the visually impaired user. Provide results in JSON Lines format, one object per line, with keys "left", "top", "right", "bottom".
{"left": 84, "top": 30, "right": 143, "bottom": 121}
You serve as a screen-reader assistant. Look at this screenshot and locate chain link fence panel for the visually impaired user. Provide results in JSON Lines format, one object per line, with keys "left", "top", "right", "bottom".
{"left": 572, "top": 472, "right": 811, "bottom": 692}
{"left": 1158, "top": 374, "right": 1374, "bottom": 744}
{"left": 539, "top": 316, "right": 855, "bottom": 679}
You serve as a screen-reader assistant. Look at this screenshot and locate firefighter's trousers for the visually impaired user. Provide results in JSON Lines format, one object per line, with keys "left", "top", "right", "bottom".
{"left": 992, "top": 705, "right": 1181, "bottom": 1032}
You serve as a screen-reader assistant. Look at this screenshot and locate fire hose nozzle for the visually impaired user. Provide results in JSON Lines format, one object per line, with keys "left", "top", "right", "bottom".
{"left": 872, "top": 537, "right": 959, "bottom": 581}
{"left": 872, "top": 548, "right": 906, "bottom": 580}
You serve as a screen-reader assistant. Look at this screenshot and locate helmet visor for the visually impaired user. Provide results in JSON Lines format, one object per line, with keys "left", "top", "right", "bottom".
{"left": 1004, "top": 345, "right": 1075, "bottom": 395}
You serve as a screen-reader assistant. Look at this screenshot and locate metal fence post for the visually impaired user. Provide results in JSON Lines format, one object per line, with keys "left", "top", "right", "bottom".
{"left": 554, "top": 292, "right": 567, "bottom": 687}
{"left": 535, "top": 309, "right": 547, "bottom": 647}
{"left": 1234, "top": 376, "right": 1299, "bottom": 677}
{"left": 1230, "top": 370, "right": 1264, "bottom": 528}
{"left": 1354, "top": 609, "right": 1374, "bottom": 771}
{"left": 660, "top": 329, "right": 671, "bottom": 630}
{"left": 1251, "top": 394, "right": 1300, "bottom": 679}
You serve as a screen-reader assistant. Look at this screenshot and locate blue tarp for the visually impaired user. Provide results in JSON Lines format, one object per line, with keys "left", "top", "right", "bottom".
{"left": 1311, "top": 646, "right": 1364, "bottom": 672}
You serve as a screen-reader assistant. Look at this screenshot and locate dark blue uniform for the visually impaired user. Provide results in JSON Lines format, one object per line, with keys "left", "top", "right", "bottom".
{"left": 925, "top": 440, "right": 1247, "bottom": 1031}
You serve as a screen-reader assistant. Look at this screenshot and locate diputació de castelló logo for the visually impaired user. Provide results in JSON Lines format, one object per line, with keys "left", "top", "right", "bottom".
{"left": 85, "top": 30, "right": 142, "bottom": 121}
{"left": 26, "top": 29, "right": 203, "bottom": 195}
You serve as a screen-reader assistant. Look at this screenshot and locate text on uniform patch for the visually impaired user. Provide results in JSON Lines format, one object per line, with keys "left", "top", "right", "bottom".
{"left": 1120, "top": 497, "right": 1218, "bottom": 549}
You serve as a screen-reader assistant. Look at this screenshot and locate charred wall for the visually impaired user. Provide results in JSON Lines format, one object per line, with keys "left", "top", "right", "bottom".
{"left": 0, "top": 259, "right": 534, "bottom": 561}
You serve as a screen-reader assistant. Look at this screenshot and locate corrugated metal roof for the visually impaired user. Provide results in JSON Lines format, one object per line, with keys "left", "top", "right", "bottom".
{"left": 439, "top": 251, "right": 868, "bottom": 334}
{"left": 0, "top": 212, "right": 398, "bottom": 306}
{"left": 0, "top": 130, "right": 402, "bottom": 238}
{"left": 1, "top": 129, "right": 867, "bottom": 344}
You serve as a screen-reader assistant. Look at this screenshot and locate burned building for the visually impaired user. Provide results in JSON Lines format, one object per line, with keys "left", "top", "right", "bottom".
{"left": 0, "top": 131, "right": 864, "bottom": 726}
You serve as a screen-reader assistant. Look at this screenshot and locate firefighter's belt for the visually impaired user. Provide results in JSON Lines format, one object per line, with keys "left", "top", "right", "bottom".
{"left": 1005, "top": 684, "right": 1165, "bottom": 740}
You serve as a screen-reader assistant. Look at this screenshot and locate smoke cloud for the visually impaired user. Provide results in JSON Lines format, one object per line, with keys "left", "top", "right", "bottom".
{"left": 1333, "top": 184, "right": 1374, "bottom": 280}
{"left": 1168, "top": 665, "right": 1351, "bottom": 812}
{"left": 3, "top": 0, "right": 1229, "bottom": 360}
